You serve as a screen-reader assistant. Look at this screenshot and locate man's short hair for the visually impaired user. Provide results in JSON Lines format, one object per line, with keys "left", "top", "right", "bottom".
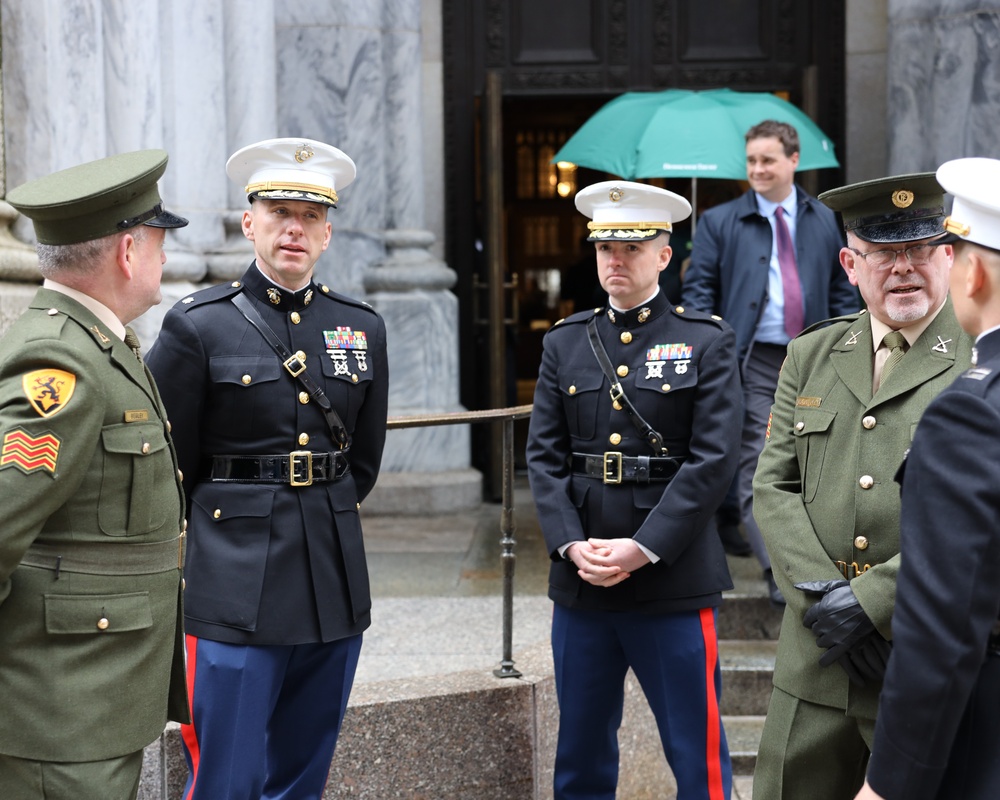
{"left": 35, "top": 227, "right": 142, "bottom": 279}
{"left": 745, "top": 120, "right": 800, "bottom": 157}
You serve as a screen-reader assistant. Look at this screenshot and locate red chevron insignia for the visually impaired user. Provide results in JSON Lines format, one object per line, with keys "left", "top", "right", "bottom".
{"left": 1, "top": 428, "right": 60, "bottom": 474}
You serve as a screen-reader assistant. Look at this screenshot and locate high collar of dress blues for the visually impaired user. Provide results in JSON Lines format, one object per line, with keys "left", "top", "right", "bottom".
{"left": 974, "top": 326, "right": 1000, "bottom": 364}
{"left": 243, "top": 262, "right": 317, "bottom": 311}
{"left": 605, "top": 289, "right": 670, "bottom": 329}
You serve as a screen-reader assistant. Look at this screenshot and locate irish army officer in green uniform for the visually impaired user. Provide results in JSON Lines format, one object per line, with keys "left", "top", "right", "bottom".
{"left": 0, "top": 151, "right": 189, "bottom": 800}
{"left": 751, "top": 174, "right": 973, "bottom": 800}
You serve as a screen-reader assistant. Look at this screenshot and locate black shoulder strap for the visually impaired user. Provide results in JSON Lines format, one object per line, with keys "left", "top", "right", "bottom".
{"left": 586, "top": 315, "right": 667, "bottom": 455}
{"left": 231, "top": 292, "right": 350, "bottom": 450}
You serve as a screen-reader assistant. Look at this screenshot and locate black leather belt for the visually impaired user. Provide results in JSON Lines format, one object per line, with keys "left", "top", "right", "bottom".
{"left": 204, "top": 451, "right": 350, "bottom": 487}
{"left": 571, "top": 452, "right": 684, "bottom": 485}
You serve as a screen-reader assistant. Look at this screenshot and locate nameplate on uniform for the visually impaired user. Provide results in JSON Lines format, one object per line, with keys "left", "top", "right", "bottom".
{"left": 795, "top": 396, "right": 822, "bottom": 407}
{"left": 124, "top": 410, "right": 150, "bottom": 422}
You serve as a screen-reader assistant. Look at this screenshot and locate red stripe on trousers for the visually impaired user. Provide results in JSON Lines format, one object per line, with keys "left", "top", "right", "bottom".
{"left": 182, "top": 634, "right": 201, "bottom": 800}
{"left": 699, "top": 608, "right": 725, "bottom": 800}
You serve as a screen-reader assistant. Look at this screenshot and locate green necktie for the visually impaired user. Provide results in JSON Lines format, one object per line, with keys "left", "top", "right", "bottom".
{"left": 880, "top": 330, "right": 907, "bottom": 388}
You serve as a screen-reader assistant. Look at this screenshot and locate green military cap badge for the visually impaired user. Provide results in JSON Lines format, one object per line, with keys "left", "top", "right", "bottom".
{"left": 6, "top": 149, "right": 188, "bottom": 245}
{"left": 818, "top": 172, "right": 945, "bottom": 244}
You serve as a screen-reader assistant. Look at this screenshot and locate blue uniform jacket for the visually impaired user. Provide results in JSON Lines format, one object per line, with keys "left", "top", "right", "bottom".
{"left": 526, "top": 290, "right": 742, "bottom": 613}
{"left": 147, "top": 264, "right": 388, "bottom": 646}
{"left": 868, "top": 328, "right": 1000, "bottom": 800}
{"left": 682, "top": 187, "right": 858, "bottom": 361}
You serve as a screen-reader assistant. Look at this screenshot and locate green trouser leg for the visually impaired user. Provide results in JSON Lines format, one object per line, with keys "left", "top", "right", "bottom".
{"left": 753, "top": 687, "right": 871, "bottom": 800}
{"left": 0, "top": 750, "right": 144, "bottom": 800}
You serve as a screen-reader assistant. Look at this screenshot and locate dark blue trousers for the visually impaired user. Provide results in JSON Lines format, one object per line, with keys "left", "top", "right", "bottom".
{"left": 551, "top": 605, "right": 731, "bottom": 800}
{"left": 181, "top": 634, "right": 362, "bottom": 800}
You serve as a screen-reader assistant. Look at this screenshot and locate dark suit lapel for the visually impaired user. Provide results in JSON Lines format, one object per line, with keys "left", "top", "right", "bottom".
{"left": 829, "top": 313, "right": 875, "bottom": 406}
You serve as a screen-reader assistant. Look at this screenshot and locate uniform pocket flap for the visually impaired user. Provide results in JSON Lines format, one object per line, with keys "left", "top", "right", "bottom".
{"left": 557, "top": 368, "right": 604, "bottom": 396}
{"left": 44, "top": 592, "right": 152, "bottom": 634}
{"left": 209, "top": 356, "right": 281, "bottom": 386}
{"left": 191, "top": 484, "right": 276, "bottom": 521}
{"left": 101, "top": 423, "right": 168, "bottom": 456}
{"left": 792, "top": 406, "right": 837, "bottom": 435}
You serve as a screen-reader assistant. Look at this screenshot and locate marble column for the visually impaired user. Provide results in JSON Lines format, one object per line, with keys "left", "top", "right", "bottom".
{"left": 888, "top": 3, "right": 1000, "bottom": 173}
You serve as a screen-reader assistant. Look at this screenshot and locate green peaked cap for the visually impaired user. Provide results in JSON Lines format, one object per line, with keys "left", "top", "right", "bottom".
{"left": 7, "top": 149, "right": 187, "bottom": 245}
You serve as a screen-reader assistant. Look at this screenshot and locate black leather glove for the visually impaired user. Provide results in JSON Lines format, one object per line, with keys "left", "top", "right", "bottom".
{"left": 796, "top": 579, "right": 887, "bottom": 685}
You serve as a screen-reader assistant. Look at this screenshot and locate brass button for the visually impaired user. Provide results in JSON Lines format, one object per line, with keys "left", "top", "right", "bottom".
{"left": 321, "top": 285, "right": 330, "bottom": 293}
{"left": 182, "top": 518, "right": 188, "bottom": 532}
{"left": 298, "top": 433, "right": 310, "bottom": 446}
{"left": 862, "top": 416, "right": 876, "bottom": 430}
{"left": 609, "top": 433, "right": 622, "bottom": 446}
{"left": 568, "top": 385, "right": 577, "bottom": 395}
{"left": 291, "top": 311, "right": 301, "bottom": 324}
{"left": 299, "top": 391, "right": 310, "bottom": 404}
{"left": 675, "top": 306, "right": 685, "bottom": 313}
{"left": 242, "top": 374, "right": 252, "bottom": 385}
{"left": 182, "top": 578, "right": 186, "bottom": 590}
{"left": 97, "top": 617, "right": 110, "bottom": 631}
{"left": 616, "top": 365, "right": 628, "bottom": 377}
{"left": 613, "top": 401, "right": 622, "bottom": 411}
{"left": 213, "top": 509, "right": 221, "bottom": 519}
{"left": 177, "top": 469, "right": 183, "bottom": 481}
{"left": 795, "top": 421, "right": 805, "bottom": 431}
{"left": 47, "top": 308, "right": 59, "bottom": 316}
{"left": 859, "top": 475, "right": 874, "bottom": 489}
{"left": 295, "top": 350, "right": 306, "bottom": 362}
{"left": 854, "top": 536, "right": 869, "bottom": 550}
{"left": 662, "top": 384, "right": 671, "bottom": 392}
{"left": 352, "top": 374, "right": 359, "bottom": 383}
{"left": 231, "top": 281, "right": 241, "bottom": 288}
{"left": 620, "top": 331, "right": 632, "bottom": 344}
{"left": 167, "top": 420, "right": 172, "bottom": 433}
{"left": 356, "top": 502, "right": 361, "bottom": 510}
{"left": 141, "top": 442, "right": 150, "bottom": 454}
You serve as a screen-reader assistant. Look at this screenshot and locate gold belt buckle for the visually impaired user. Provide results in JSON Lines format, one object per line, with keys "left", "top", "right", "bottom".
{"left": 289, "top": 450, "right": 313, "bottom": 486}
{"left": 834, "top": 560, "right": 872, "bottom": 579}
{"left": 603, "top": 451, "right": 623, "bottom": 485}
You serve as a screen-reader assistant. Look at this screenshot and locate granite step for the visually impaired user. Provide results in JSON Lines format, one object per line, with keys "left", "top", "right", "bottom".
{"left": 724, "top": 715, "right": 767, "bottom": 777}
{"left": 719, "top": 639, "right": 776, "bottom": 717}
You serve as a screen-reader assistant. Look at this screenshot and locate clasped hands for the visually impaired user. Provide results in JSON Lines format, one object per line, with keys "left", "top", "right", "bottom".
{"left": 566, "top": 538, "right": 650, "bottom": 587}
{"left": 796, "top": 579, "right": 891, "bottom": 686}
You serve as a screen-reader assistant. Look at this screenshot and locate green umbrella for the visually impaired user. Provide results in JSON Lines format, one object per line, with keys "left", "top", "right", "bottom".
{"left": 553, "top": 87, "right": 838, "bottom": 179}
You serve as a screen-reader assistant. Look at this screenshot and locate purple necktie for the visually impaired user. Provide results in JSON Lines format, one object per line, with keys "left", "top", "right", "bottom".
{"left": 775, "top": 206, "right": 803, "bottom": 338}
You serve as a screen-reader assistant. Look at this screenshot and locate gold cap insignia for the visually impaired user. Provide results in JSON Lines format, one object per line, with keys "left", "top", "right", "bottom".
{"left": 892, "top": 189, "right": 914, "bottom": 209}
{"left": 267, "top": 288, "right": 281, "bottom": 305}
{"left": 295, "top": 144, "right": 315, "bottom": 163}
{"left": 609, "top": 187, "right": 624, "bottom": 202}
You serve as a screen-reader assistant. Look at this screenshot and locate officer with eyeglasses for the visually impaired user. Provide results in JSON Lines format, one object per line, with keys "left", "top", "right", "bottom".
{"left": 750, "top": 173, "right": 973, "bottom": 800}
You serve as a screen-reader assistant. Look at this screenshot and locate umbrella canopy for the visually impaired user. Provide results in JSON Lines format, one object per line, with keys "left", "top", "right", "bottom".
{"left": 553, "top": 88, "right": 839, "bottom": 180}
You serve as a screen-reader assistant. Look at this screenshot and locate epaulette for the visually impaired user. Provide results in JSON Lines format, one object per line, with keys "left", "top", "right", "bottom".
{"left": 175, "top": 280, "right": 243, "bottom": 311}
{"left": 315, "top": 285, "right": 380, "bottom": 316}
{"left": 548, "top": 306, "right": 603, "bottom": 331}
{"left": 798, "top": 309, "right": 866, "bottom": 338}
{"left": 670, "top": 304, "right": 728, "bottom": 329}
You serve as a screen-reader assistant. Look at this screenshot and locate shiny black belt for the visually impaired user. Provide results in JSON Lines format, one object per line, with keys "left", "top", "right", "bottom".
{"left": 571, "top": 452, "right": 684, "bottom": 485}
{"left": 204, "top": 451, "right": 350, "bottom": 487}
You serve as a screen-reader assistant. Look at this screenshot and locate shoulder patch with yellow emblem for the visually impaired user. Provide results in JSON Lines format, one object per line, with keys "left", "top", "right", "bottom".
{"left": 22, "top": 369, "right": 76, "bottom": 417}
{"left": 1, "top": 428, "right": 61, "bottom": 474}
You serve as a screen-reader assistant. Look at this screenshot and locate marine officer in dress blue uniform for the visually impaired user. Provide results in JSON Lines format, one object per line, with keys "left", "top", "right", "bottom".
{"left": 856, "top": 157, "right": 1000, "bottom": 800}
{"left": 146, "top": 139, "right": 389, "bottom": 800}
{"left": 526, "top": 181, "right": 742, "bottom": 800}
{"left": 0, "top": 150, "right": 189, "bottom": 800}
